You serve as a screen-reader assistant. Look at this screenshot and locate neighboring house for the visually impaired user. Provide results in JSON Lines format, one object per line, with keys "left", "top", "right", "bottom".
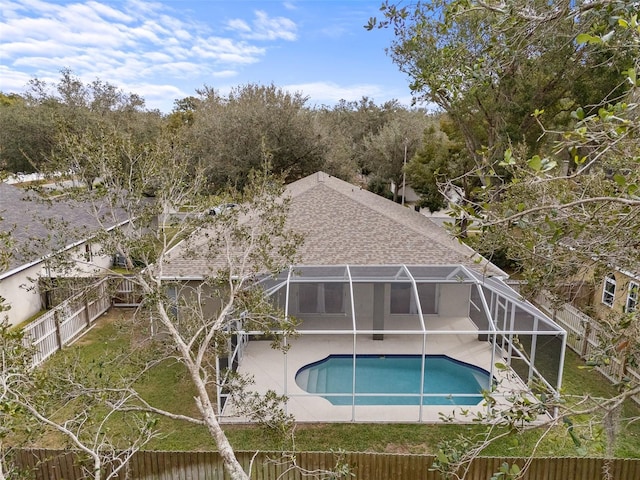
{"left": 594, "top": 268, "right": 639, "bottom": 319}
{"left": 161, "top": 172, "right": 565, "bottom": 423}
{"left": 390, "top": 181, "right": 421, "bottom": 209}
{"left": 553, "top": 263, "right": 638, "bottom": 322}
{"left": 0, "top": 182, "right": 125, "bottom": 327}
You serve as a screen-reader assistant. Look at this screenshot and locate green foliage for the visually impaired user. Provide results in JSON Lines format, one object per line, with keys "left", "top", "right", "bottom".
{"left": 489, "top": 462, "right": 521, "bottom": 480}
{"left": 360, "top": 108, "right": 429, "bottom": 200}
{"left": 185, "top": 84, "right": 326, "bottom": 189}
{"left": 1, "top": 69, "right": 160, "bottom": 176}
{"left": 315, "top": 97, "right": 405, "bottom": 181}
{"left": 384, "top": 2, "right": 640, "bottom": 467}
{"left": 371, "top": 0, "right": 637, "bottom": 222}
{"left": 0, "top": 92, "right": 57, "bottom": 173}
{"left": 366, "top": 175, "right": 393, "bottom": 199}
{"left": 406, "top": 116, "right": 478, "bottom": 212}
{"left": 430, "top": 436, "right": 474, "bottom": 478}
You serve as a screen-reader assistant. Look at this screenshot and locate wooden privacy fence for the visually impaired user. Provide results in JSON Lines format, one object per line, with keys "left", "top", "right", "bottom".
{"left": 8, "top": 449, "right": 640, "bottom": 480}
{"left": 534, "top": 290, "right": 640, "bottom": 405}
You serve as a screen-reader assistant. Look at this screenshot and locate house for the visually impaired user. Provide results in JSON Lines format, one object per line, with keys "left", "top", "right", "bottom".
{"left": 161, "top": 172, "right": 565, "bottom": 423}
{"left": 390, "top": 181, "right": 421, "bottom": 209}
{"left": 551, "top": 264, "right": 638, "bottom": 323}
{"left": 0, "top": 182, "right": 125, "bottom": 327}
{"left": 594, "top": 268, "right": 639, "bottom": 319}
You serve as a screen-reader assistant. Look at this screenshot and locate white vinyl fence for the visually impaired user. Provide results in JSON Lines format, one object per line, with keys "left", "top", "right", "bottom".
{"left": 534, "top": 290, "right": 640, "bottom": 405}
{"left": 21, "top": 277, "right": 134, "bottom": 367}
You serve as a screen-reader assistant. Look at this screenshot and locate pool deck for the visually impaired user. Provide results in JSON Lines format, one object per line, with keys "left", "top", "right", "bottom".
{"left": 220, "top": 317, "right": 531, "bottom": 423}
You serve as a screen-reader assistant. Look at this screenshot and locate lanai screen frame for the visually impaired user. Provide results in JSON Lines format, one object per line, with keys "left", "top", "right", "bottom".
{"left": 217, "top": 264, "right": 567, "bottom": 422}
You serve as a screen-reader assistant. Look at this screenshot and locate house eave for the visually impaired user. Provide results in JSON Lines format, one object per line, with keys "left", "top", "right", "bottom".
{"left": 0, "top": 218, "right": 131, "bottom": 281}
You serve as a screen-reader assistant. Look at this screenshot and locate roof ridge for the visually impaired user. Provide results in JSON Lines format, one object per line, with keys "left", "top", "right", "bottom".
{"left": 290, "top": 174, "right": 471, "bottom": 253}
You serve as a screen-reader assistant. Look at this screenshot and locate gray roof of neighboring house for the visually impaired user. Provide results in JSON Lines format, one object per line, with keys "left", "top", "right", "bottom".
{"left": 0, "top": 182, "right": 123, "bottom": 276}
{"left": 161, "top": 172, "right": 506, "bottom": 279}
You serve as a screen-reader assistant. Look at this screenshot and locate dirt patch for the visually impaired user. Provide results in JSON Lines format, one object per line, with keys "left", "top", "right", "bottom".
{"left": 384, "top": 443, "right": 431, "bottom": 454}
{"left": 72, "top": 308, "right": 137, "bottom": 346}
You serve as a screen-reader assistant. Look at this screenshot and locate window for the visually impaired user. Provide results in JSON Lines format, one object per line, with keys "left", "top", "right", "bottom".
{"left": 602, "top": 273, "right": 616, "bottom": 307}
{"left": 298, "top": 283, "right": 344, "bottom": 314}
{"left": 390, "top": 283, "right": 437, "bottom": 314}
{"left": 626, "top": 281, "right": 638, "bottom": 313}
{"left": 167, "top": 285, "right": 178, "bottom": 318}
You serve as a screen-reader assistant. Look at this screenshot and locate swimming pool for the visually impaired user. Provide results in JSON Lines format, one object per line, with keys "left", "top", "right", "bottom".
{"left": 294, "top": 354, "right": 490, "bottom": 406}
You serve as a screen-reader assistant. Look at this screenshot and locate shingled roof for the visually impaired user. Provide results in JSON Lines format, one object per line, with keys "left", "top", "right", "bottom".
{"left": 161, "top": 172, "right": 506, "bottom": 279}
{"left": 287, "top": 173, "right": 504, "bottom": 274}
{"left": 0, "top": 182, "right": 126, "bottom": 277}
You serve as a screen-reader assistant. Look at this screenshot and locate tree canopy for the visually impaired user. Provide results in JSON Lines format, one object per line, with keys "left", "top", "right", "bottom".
{"left": 370, "top": 0, "right": 640, "bottom": 474}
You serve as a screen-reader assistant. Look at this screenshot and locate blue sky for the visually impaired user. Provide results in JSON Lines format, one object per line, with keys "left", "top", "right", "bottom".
{"left": 0, "top": 0, "right": 415, "bottom": 112}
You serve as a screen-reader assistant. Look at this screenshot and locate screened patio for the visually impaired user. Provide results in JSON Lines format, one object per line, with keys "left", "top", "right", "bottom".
{"left": 217, "top": 264, "right": 566, "bottom": 423}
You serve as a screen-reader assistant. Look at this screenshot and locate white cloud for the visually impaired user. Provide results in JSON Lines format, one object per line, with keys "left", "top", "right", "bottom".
{"left": 229, "top": 10, "right": 297, "bottom": 41}
{"left": 283, "top": 81, "right": 387, "bottom": 104}
{"left": 128, "top": 81, "right": 187, "bottom": 111}
{"left": 227, "top": 18, "right": 251, "bottom": 34}
{"left": 0, "top": 65, "right": 32, "bottom": 92}
{"left": 144, "top": 51, "right": 173, "bottom": 63}
{"left": 86, "top": 0, "right": 134, "bottom": 22}
{"left": 211, "top": 70, "right": 238, "bottom": 78}
{"left": 0, "top": 0, "right": 287, "bottom": 104}
{"left": 0, "top": 0, "right": 411, "bottom": 113}
{"left": 283, "top": 81, "right": 415, "bottom": 108}
{"left": 192, "top": 37, "right": 265, "bottom": 64}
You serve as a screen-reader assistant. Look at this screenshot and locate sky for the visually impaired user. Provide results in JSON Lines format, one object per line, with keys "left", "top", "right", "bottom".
{"left": 0, "top": 0, "right": 416, "bottom": 112}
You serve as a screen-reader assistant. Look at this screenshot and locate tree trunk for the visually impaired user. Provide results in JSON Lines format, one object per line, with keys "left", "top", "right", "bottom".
{"left": 193, "top": 376, "right": 250, "bottom": 480}
{"left": 457, "top": 216, "right": 469, "bottom": 239}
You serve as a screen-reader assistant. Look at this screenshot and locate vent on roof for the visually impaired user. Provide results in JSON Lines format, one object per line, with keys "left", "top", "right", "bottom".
{"left": 317, "top": 172, "right": 325, "bottom": 183}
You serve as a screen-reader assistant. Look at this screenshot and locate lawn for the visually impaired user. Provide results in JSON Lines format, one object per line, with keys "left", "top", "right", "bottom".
{"left": 38, "top": 308, "right": 640, "bottom": 458}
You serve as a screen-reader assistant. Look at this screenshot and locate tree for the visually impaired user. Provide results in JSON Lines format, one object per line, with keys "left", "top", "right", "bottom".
{"left": 315, "top": 97, "right": 404, "bottom": 180}
{"left": 22, "top": 122, "right": 305, "bottom": 479}
{"left": 368, "top": 0, "right": 631, "bottom": 198}
{"left": 0, "top": 93, "right": 57, "bottom": 173}
{"left": 0, "top": 325, "right": 158, "bottom": 480}
{"left": 431, "top": 0, "right": 640, "bottom": 293}
{"left": 2, "top": 201, "right": 159, "bottom": 480}
{"left": 0, "top": 70, "right": 163, "bottom": 180}
{"left": 405, "top": 115, "right": 475, "bottom": 212}
{"left": 185, "top": 84, "right": 326, "bottom": 189}
{"left": 373, "top": 0, "right": 640, "bottom": 476}
{"left": 166, "top": 96, "right": 200, "bottom": 133}
{"left": 361, "top": 108, "right": 429, "bottom": 202}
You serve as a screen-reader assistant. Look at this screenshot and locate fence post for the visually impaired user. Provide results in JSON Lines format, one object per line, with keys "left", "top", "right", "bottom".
{"left": 54, "top": 310, "right": 63, "bottom": 350}
{"left": 581, "top": 320, "right": 591, "bottom": 359}
{"left": 84, "top": 293, "right": 91, "bottom": 328}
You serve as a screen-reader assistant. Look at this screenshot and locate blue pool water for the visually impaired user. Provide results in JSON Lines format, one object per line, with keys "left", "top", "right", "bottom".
{"left": 294, "top": 354, "right": 490, "bottom": 406}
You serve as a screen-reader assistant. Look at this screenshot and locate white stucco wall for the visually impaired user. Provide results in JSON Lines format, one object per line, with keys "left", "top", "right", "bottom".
{"left": 0, "top": 262, "right": 44, "bottom": 327}
{"left": 438, "top": 284, "right": 471, "bottom": 317}
{"left": 0, "top": 241, "right": 113, "bottom": 327}
{"left": 287, "top": 282, "right": 472, "bottom": 328}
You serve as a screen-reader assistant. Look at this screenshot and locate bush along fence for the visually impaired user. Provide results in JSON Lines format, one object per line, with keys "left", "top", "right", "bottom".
{"left": 22, "top": 276, "right": 141, "bottom": 367}
{"left": 534, "top": 290, "right": 640, "bottom": 405}
{"left": 7, "top": 449, "right": 640, "bottom": 480}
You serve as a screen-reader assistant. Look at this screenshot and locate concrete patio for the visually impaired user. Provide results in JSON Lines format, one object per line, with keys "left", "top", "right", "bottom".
{"left": 220, "top": 317, "right": 528, "bottom": 423}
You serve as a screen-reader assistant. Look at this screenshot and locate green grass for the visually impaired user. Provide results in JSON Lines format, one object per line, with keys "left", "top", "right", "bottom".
{"left": 11, "top": 309, "right": 47, "bottom": 330}
{"left": 34, "top": 310, "right": 640, "bottom": 458}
